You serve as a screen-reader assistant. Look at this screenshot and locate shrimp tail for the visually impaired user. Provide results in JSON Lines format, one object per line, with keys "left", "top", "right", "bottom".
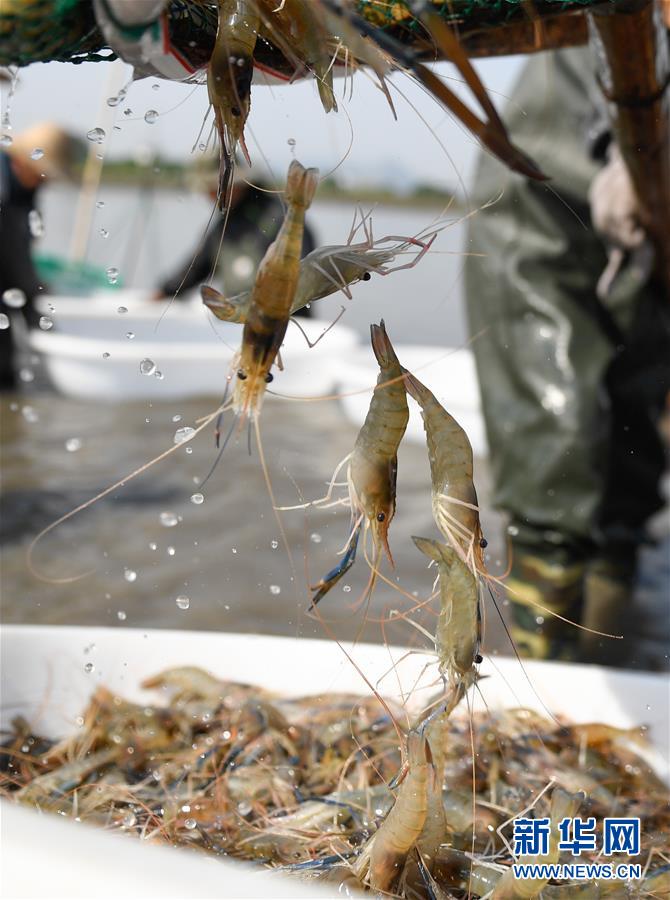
{"left": 412, "top": 535, "right": 457, "bottom": 568}
{"left": 370, "top": 319, "right": 400, "bottom": 371}
{"left": 285, "top": 159, "right": 319, "bottom": 209}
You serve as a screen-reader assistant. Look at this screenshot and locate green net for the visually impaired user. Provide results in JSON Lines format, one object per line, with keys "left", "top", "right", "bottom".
{"left": 0, "top": 0, "right": 613, "bottom": 69}
{"left": 35, "top": 254, "right": 121, "bottom": 295}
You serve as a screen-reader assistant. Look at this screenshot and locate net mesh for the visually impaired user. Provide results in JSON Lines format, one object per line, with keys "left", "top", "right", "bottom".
{"left": 0, "top": 0, "right": 612, "bottom": 68}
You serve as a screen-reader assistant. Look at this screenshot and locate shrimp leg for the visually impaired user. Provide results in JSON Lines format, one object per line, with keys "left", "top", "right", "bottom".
{"left": 309, "top": 522, "right": 361, "bottom": 609}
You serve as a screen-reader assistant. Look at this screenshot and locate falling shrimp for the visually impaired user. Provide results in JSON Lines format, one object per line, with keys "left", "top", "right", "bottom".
{"left": 404, "top": 370, "right": 486, "bottom": 575}
{"left": 202, "top": 217, "right": 437, "bottom": 323}
{"left": 283, "top": 320, "right": 408, "bottom": 606}
{"left": 352, "top": 729, "right": 430, "bottom": 893}
{"left": 208, "top": 0, "right": 260, "bottom": 207}
{"left": 232, "top": 158, "right": 318, "bottom": 422}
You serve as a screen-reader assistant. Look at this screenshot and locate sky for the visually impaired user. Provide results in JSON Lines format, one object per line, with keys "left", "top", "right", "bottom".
{"left": 2, "top": 55, "right": 524, "bottom": 193}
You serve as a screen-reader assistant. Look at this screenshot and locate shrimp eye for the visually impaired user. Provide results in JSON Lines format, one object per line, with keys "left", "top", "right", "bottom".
{"left": 479, "top": 538, "right": 488, "bottom": 549}
{"left": 475, "top": 653, "right": 483, "bottom": 664}
{"left": 265, "top": 373, "right": 274, "bottom": 383}
{"left": 237, "top": 370, "right": 247, "bottom": 380}
{"left": 231, "top": 107, "right": 241, "bottom": 117}
{"left": 362, "top": 272, "right": 371, "bottom": 281}
{"left": 376, "top": 512, "right": 385, "bottom": 522}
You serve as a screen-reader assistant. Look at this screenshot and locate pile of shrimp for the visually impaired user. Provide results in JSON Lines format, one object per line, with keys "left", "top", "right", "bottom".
{"left": 1, "top": 667, "right": 668, "bottom": 897}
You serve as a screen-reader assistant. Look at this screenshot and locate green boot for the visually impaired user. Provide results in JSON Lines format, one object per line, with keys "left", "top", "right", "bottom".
{"left": 507, "top": 544, "right": 586, "bottom": 661}
{"left": 578, "top": 557, "right": 635, "bottom": 667}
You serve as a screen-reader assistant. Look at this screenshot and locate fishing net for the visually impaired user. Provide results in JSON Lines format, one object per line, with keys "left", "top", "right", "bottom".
{"left": 0, "top": 0, "right": 615, "bottom": 69}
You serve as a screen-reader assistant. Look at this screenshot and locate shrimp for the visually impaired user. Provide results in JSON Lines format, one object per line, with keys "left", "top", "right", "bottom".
{"left": 257, "top": 0, "right": 337, "bottom": 114}
{"left": 404, "top": 370, "right": 486, "bottom": 575}
{"left": 492, "top": 786, "right": 583, "bottom": 899}
{"left": 208, "top": 0, "right": 260, "bottom": 207}
{"left": 412, "top": 536, "right": 482, "bottom": 686}
{"left": 15, "top": 747, "right": 118, "bottom": 806}
{"left": 302, "top": 320, "right": 409, "bottom": 605}
{"left": 353, "top": 730, "right": 430, "bottom": 892}
{"left": 202, "top": 219, "right": 437, "bottom": 323}
{"left": 232, "top": 158, "right": 319, "bottom": 421}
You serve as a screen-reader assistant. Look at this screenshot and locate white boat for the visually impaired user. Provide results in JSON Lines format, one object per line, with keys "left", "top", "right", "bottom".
{"left": 30, "top": 291, "right": 359, "bottom": 401}
{"left": 1, "top": 625, "right": 667, "bottom": 899}
{"left": 337, "top": 344, "right": 488, "bottom": 456}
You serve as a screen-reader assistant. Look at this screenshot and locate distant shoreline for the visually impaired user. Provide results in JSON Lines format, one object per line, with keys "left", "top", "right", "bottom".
{"left": 98, "top": 161, "right": 457, "bottom": 210}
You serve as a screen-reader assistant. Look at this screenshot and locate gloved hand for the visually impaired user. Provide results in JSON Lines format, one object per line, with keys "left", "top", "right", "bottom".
{"left": 588, "top": 145, "right": 651, "bottom": 299}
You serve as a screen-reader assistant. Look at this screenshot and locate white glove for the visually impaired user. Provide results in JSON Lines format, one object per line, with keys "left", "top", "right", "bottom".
{"left": 588, "top": 145, "right": 652, "bottom": 298}
{"left": 588, "top": 144, "right": 645, "bottom": 250}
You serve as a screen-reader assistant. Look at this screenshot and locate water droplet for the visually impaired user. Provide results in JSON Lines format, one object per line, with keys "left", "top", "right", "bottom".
{"left": 152, "top": 83, "right": 160, "bottom": 91}
{"left": 144, "top": 109, "right": 159, "bottom": 124}
{"left": 175, "top": 595, "right": 190, "bottom": 610}
{"left": 172, "top": 414, "right": 182, "bottom": 423}
{"left": 106, "top": 266, "right": 118, "bottom": 284}
{"left": 106, "top": 95, "right": 121, "bottom": 108}
{"left": 99, "top": 228, "right": 109, "bottom": 239}
{"left": 139, "top": 358, "right": 156, "bottom": 376}
{"left": 342, "top": 585, "right": 352, "bottom": 593}
{"left": 237, "top": 801, "right": 252, "bottom": 816}
{"left": 270, "top": 540, "right": 279, "bottom": 550}
{"left": 287, "top": 138, "right": 296, "bottom": 147}
{"left": 86, "top": 127, "right": 105, "bottom": 143}
{"left": 190, "top": 493, "right": 204, "bottom": 505}
{"left": 126, "top": 332, "right": 135, "bottom": 340}
{"left": 30, "top": 148, "right": 44, "bottom": 160}
{"left": 84, "top": 662, "right": 94, "bottom": 673}
{"left": 124, "top": 569, "right": 137, "bottom": 583}
{"left": 122, "top": 811, "right": 136, "bottom": 827}
{"left": 38, "top": 315, "right": 53, "bottom": 331}
{"left": 0, "top": 135, "right": 12, "bottom": 148}
{"left": 117, "top": 305, "right": 128, "bottom": 314}
{"left": 95, "top": 200, "right": 105, "bottom": 209}
{"left": 160, "top": 511, "right": 178, "bottom": 527}
{"left": 310, "top": 532, "right": 322, "bottom": 544}
{"left": 0, "top": 314, "right": 9, "bottom": 330}
{"left": 102, "top": 351, "right": 111, "bottom": 359}
{"left": 149, "top": 542, "right": 157, "bottom": 551}
{"left": 28, "top": 210, "right": 44, "bottom": 237}
{"left": 117, "top": 610, "right": 127, "bottom": 621}
{"left": 269, "top": 584, "right": 281, "bottom": 595}
{"left": 185, "top": 446, "right": 193, "bottom": 454}
{"left": 167, "top": 546, "right": 176, "bottom": 556}
{"left": 19, "top": 369, "right": 34, "bottom": 384}
{"left": 184, "top": 817, "right": 197, "bottom": 830}
{"left": 154, "top": 370, "right": 163, "bottom": 380}
{"left": 173, "top": 426, "right": 195, "bottom": 444}
{"left": 3, "top": 288, "right": 26, "bottom": 308}
{"left": 123, "top": 108, "right": 133, "bottom": 117}
{"left": 65, "top": 437, "right": 82, "bottom": 452}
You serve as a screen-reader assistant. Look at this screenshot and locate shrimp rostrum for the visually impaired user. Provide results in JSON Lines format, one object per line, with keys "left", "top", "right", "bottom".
{"left": 282, "top": 320, "right": 408, "bottom": 606}
{"left": 202, "top": 212, "right": 438, "bottom": 324}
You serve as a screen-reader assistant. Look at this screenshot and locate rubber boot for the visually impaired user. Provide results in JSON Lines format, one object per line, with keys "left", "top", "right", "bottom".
{"left": 506, "top": 543, "right": 586, "bottom": 661}
{"left": 579, "top": 557, "right": 635, "bottom": 667}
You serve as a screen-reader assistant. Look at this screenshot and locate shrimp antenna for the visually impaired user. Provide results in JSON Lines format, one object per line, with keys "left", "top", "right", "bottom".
{"left": 485, "top": 582, "right": 563, "bottom": 729}
{"left": 198, "top": 415, "right": 237, "bottom": 490}
{"left": 26, "top": 407, "right": 222, "bottom": 583}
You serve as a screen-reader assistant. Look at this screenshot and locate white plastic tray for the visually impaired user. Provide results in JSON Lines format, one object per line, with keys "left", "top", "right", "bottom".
{"left": 1, "top": 626, "right": 668, "bottom": 898}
